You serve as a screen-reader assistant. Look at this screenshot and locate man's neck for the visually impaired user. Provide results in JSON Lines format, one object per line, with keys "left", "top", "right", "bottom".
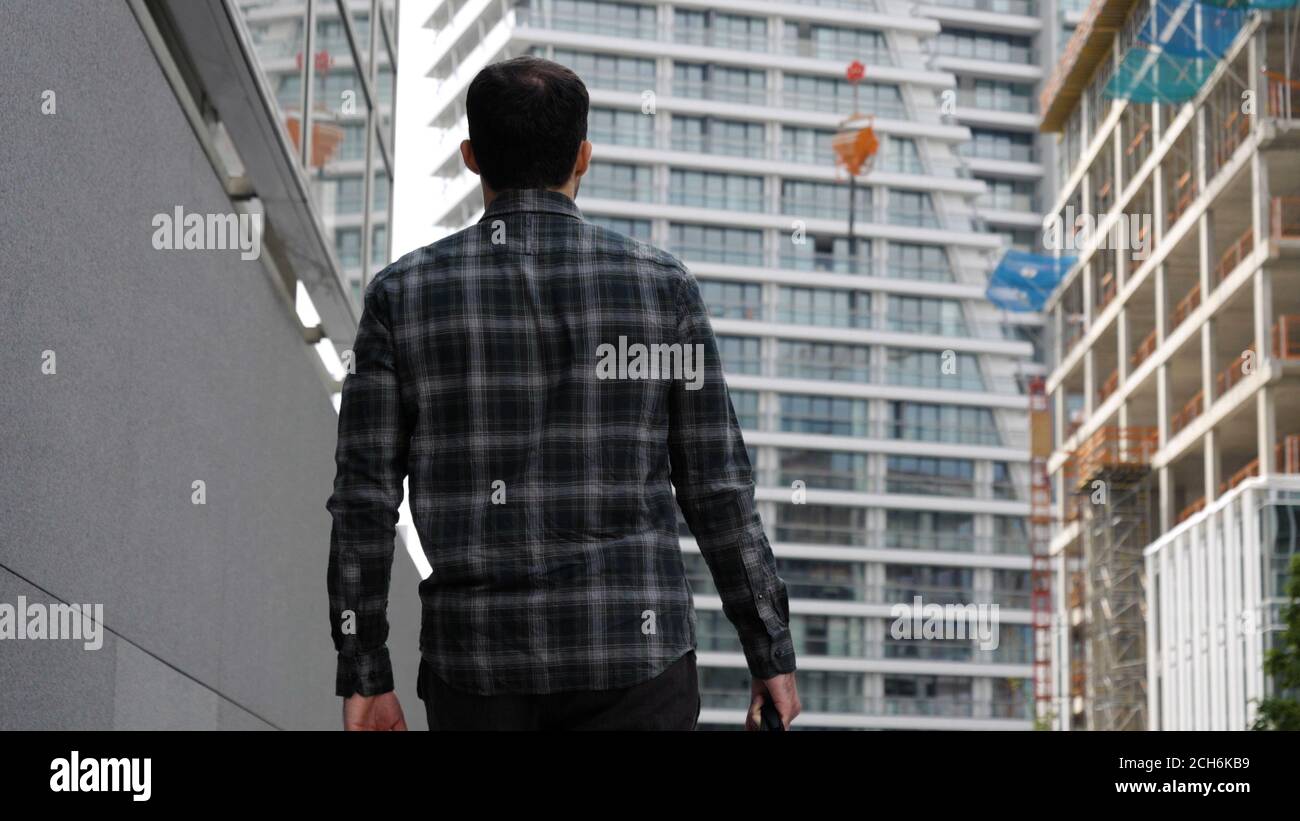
{"left": 482, "top": 183, "right": 577, "bottom": 211}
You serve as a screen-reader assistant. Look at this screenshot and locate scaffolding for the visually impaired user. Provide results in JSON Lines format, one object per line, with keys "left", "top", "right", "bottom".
{"left": 1028, "top": 378, "right": 1055, "bottom": 726}
{"left": 1072, "top": 427, "right": 1158, "bottom": 731}
{"left": 1104, "top": 0, "right": 1248, "bottom": 104}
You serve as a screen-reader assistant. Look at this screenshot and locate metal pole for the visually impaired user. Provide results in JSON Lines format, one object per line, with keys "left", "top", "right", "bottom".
{"left": 387, "top": 0, "right": 399, "bottom": 264}
{"left": 300, "top": 0, "right": 317, "bottom": 168}
{"left": 360, "top": 0, "right": 381, "bottom": 293}
{"left": 849, "top": 72, "right": 860, "bottom": 271}
{"left": 847, "top": 173, "right": 857, "bottom": 268}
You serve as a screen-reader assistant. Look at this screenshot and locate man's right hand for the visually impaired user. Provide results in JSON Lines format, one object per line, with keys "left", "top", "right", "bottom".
{"left": 746, "top": 672, "right": 800, "bottom": 730}
{"left": 342, "top": 691, "right": 408, "bottom": 731}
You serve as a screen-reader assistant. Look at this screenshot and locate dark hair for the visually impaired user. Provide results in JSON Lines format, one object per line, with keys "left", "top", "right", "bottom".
{"left": 465, "top": 56, "right": 589, "bottom": 191}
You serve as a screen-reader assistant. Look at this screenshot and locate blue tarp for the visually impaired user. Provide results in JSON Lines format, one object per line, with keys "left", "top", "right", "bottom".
{"left": 1139, "top": 0, "right": 1246, "bottom": 58}
{"left": 1105, "top": 0, "right": 1248, "bottom": 103}
{"left": 986, "top": 251, "right": 1076, "bottom": 313}
{"left": 1198, "top": 0, "right": 1300, "bottom": 10}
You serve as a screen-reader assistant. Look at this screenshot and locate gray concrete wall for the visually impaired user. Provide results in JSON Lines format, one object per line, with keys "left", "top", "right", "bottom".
{"left": 0, "top": 0, "right": 424, "bottom": 730}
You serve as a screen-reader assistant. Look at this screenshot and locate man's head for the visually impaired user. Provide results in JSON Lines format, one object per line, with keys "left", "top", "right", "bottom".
{"left": 461, "top": 56, "right": 592, "bottom": 200}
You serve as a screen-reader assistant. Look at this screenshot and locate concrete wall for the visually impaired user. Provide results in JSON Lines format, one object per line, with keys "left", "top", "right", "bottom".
{"left": 0, "top": 0, "right": 424, "bottom": 730}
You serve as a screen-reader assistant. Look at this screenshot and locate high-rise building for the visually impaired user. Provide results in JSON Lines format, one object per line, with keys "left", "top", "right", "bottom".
{"left": 1037, "top": 0, "right": 1300, "bottom": 730}
{"left": 417, "top": 0, "right": 1070, "bottom": 729}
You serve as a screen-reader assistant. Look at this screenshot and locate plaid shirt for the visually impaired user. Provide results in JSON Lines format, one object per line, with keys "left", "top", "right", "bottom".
{"left": 327, "top": 189, "right": 795, "bottom": 697}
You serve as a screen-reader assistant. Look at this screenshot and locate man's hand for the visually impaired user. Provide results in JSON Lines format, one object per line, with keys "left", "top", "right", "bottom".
{"left": 746, "top": 672, "right": 800, "bottom": 731}
{"left": 343, "top": 691, "right": 408, "bottom": 731}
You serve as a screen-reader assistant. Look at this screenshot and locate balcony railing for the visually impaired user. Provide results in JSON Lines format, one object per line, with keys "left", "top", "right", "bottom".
{"left": 1131, "top": 328, "right": 1158, "bottom": 370}
{"left": 762, "top": 414, "right": 1014, "bottom": 448}
{"left": 1272, "top": 196, "right": 1300, "bottom": 241}
{"left": 777, "top": 251, "right": 873, "bottom": 276}
{"left": 1073, "top": 427, "right": 1158, "bottom": 488}
{"left": 1217, "top": 344, "right": 1255, "bottom": 396}
{"left": 781, "top": 91, "right": 907, "bottom": 119}
{"left": 696, "top": 628, "right": 1032, "bottom": 664}
{"left": 934, "top": 39, "right": 1036, "bottom": 65}
{"left": 1098, "top": 368, "right": 1119, "bottom": 404}
{"left": 942, "top": 0, "right": 1037, "bottom": 14}
{"left": 668, "top": 133, "right": 771, "bottom": 159}
{"left": 667, "top": 188, "right": 767, "bottom": 213}
{"left": 598, "top": 188, "right": 961, "bottom": 230}
{"left": 700, "top": 690, "right": 1032, "bottom": 719}
{"left": 672, "top": 29, "right": 768, "bottom": 52}
{"left": 689, "top": 569, "right": 992, "bottom": 608}
{"left": 1216, "top": 436, "right": 1300, "bottom": 496}
{"left": 732, "top": 360, "right": 1022, "bottom": 394}
{"left": 1273, "top": 315, "right": 1300, "bottom": 359}
{"left": 1213, "top": 109, "right": 1252, "bottom": 171}
{"left": 1097, "top": 270, "right": 1117, "bottom": 310}
{"left": 579, "top": 70, "right": 654, "bottom": 93}
{"left": 957, "top": 141, "right": 1037, "bottom": 163}
{"left": 673, "top": 79, "right": 768, "bottom": 106}
{"left": 956, "top": 89, "right": 1035, "bottom": 114}
{"left": 1171, "top": 281, "right": 1200, "bottom": 330}
{"left": 1171, "top": 390, "right": 1204, "bottom": 436}
{"left": 779, "top": 39, "right": 894, "bottom": 66}
{"left": 739, "top": 526, "right": 1029, "bottom": 555}
{"left": 1178, "top": 496, "right": 1207, "bottom": 523}
{"left": 760, "top": 469, "right": 1025, "bottom": 498}
{"left": 1214, "top": 228, "right": 1254, "bottom": 285}
{"left": 515, "top": 9, "right": 657, "bottom": 40}
{"left": 1266, "top": 72, "right": 1300, "bottom": 120}
{"left": 668, "top": 245, "right": 765, "bottom": 266}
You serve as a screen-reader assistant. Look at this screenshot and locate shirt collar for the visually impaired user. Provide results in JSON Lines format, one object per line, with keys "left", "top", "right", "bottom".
{"left": 479, "top": 188, "right": 585, "bottom": 223}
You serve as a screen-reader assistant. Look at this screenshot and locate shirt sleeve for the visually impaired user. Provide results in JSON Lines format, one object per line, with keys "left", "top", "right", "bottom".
{"left": 668, "top": 268, "right": 796, "bottom": 681}
{"left": 326, "top": 277, "right": 410, "bottom": 697}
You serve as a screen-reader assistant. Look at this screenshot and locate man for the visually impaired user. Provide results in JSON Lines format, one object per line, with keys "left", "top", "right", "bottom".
{"left": 327, "top": 56, "right": 799, "bottom": 731}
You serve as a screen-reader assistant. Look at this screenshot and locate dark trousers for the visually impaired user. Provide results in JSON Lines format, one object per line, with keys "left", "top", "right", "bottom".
{"left": 418, "top": 651, "right": 700, "bottom": 731}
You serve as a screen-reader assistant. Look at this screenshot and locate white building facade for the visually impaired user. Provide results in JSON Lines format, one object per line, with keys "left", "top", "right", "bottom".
{"left": 418, "top": 0, "right": 1064, "bottom": 729}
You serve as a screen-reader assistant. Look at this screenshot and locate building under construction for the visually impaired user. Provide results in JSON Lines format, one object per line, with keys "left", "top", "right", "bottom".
{"left": 1033, "top": 0, "right": 1300, "bottom": 730}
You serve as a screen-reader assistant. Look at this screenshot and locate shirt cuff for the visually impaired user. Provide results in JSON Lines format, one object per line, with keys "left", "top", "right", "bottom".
{"left": 742, "top": 628, "right": 797, "bottom": 680}
{"left": 742, "top": 583, "right": 797, "bottom": 679}
{"left": 335, "top": 646, "right": 394, "bottom": 697}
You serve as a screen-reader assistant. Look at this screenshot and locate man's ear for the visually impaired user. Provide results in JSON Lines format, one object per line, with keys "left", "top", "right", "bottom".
{"left": 573, "top": 140, "right": 593, "bottom": 179}
{"left": 460, "top": 139, "right": 480, "bottom": 176}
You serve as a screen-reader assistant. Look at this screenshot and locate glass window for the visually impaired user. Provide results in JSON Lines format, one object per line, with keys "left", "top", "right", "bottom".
{"left": 775, "top": 503, "right": 869, "bottom": 546}
{"left": 590, "top": 106, "right": 654, "bottom": 147}
{"left": 697, "top": 279, "right": 762, "bottom": 320}
{"left": 775, "top": 340, "right": 870, "bottom": 382}
{"left": 778, "top": 394, "right": 868, "bottom": 436}
{"left": 588, "top": 216, "right": 652, "bottom": 241}
{"left": 886, "top": 295, "right": 967, "bottom": 336}
{"left": 888, "top": 189, "right": 938, "bottom": 227}
{"left": 885, "top": 348, "right": 984, "bottom": 390}
{"left": 887, "top": 243, "right": 952, "bottom": 282}
{"left": 890, "top": 401, "right": 1001, "bottom": 446}
{"left": 780, "top": 125, "right": 836, "bottom": 164}
{"left": 716, "top": 335, "right": 762, "bottom": 375}
{"left": 553, "top": 49, "right": 655, "bottom": 92}
{"left": 776, "top": 449, "right": 868, "bottom": 492}
{"left": 776, "top": 286, "right": 871, "bottom": 329}
{"left": 669, "top": 223, "right": 763, "bottom": 265}
{"left": 669, "top": 169, "right": 764, "bottom": 211}
{"left": 780, "top": 178, "right": 870, "bottom": 220}
{"left": 886, "top": 509, "right": 975, "bottom": 551}
{"left": 584, "top": 161, "right": 653, "bottom": 201}
{"left": 886, "top": 455, "right": 976, "bottom": 496}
